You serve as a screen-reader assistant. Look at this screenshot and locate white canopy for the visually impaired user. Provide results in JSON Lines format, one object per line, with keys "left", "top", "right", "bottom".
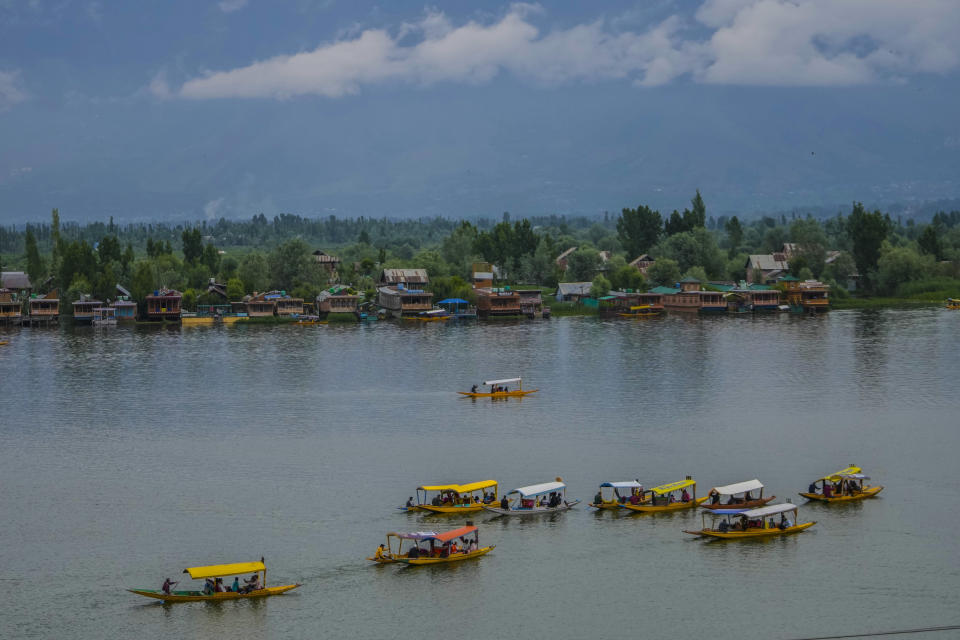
{"left": 741, "top": 503, "right": 797, "bottom": 518}
{"left": 711, "top": 479, "right": 763, "bottom": 496}
{"left": 508, "top": 481, "right": 565, "bottom": 497}
{"left": 600, "top": 481, "right": 643, "bottom": 489}
{"left": 484, "top": 377, "right": 521, "bottom": 386}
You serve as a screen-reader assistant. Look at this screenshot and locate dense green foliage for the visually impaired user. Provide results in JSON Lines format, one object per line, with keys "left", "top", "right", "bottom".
{"left": 2, "top": 197, "right": 959, "bottom": 314}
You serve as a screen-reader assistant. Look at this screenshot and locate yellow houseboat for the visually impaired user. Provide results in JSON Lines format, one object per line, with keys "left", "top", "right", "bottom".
{"left": 402, "top": 480, "right": 499, "bottom": 514}
{"left": 589, "top": 481, "right": 647, "bottom": 510}
{"left": 368, "top": 524, "right": 494, "bottom": 565}
{"left": 128, "top": 559, "right": 301, "bottom": 602}
{"left": 684, "top": 503, "right": 816, "bottom": 539}
{"left": 619, "top": 477, "right": 708, "bottom": 513}
{"left": 799, "top": 466, "right": 883, "bottom": 502}
{"left": 458, "top": 377, "right": 538, "bottom": 398}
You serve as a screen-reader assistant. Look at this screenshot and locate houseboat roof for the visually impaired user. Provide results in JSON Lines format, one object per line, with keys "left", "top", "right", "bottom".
{"left": 380, "top": 268, "right": 429, "bottom": 284}
{"left": 1, "top": 271, "right": 32, "bottom": 289}
{"left": 146, "top": 288, "right": 182, "bottom": 298}
{"left": 679, "top": 276, "right": 701, "bottom": 284}
{"left": 649, "top": 286, "right": 680, "bottom": 295}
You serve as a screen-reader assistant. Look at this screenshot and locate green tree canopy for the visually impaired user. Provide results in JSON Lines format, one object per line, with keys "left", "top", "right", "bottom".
{"left": 847, "top": 202, "right": 890, "bottom": 290}
{"left": 565, "top": 248, "right": 601, "bottom": 281}
{"left": 24, "top": 228, "right": 46, "bottom": 286}
{"left": 724, "top": 216, "right": 743, "bottom": 257}
{"left": 646, "top": 258, "right": 681, "bottom": 287}
{"left": 181, "top": 228, "right": 203, "bottom": 265}
{"left": 239, "top": 252, "right": 269, "bottom": 293}
{"left": 590, "top": 274, "right": 611, "bottom": 298}
{"left": 617, "top": 205, "right": 662, "bottom": 258}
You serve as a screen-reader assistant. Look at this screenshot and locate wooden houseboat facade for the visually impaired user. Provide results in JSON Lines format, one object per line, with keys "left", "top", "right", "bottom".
{"left": 145, "top": 288, "right": 182, "bottom": 322}
{"left": 27, "top": 290, "right": 60, "bottom": 326}
{"left": 784, "top": 279, "right": 830, "bottom": 313}
{"left": 317, "top": 287, "right": 362, "bottom": 319}
{"left": 112, "top": 299, "right": 137, "bottom": 321}
{"left": 517, "top": 289, "right": 546, "bottom": 318}
{"left": 245, "top": 294, "right": 276, "bottom": 318}
{"left": 476, "top": 288, "right": 522, "bottom": 318}
{"left": 377, "top": 286, "right": 433, "bottom": 318}
{"left": 275, "top": 295, "right": 304, "bottom": 316}
{"left": 72, "top": 295, "right": 103, "bottom": 324}
{"left": 0, "top": 289, "right": 22, "bottom": 325}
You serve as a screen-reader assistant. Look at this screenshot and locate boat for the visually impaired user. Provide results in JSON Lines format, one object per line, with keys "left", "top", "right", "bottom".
{"left": 702, "top": 479, "right": 775, "bottom": 510}
{"left": 403, "top": 480, "right": 499, "bottom": 514}
{"left": 947, "top": 298, "right": 960, "bottom": 310}
{"left": 684, "top": 503, "right": 816, "bottom": 539}
{"left": 457, "top": 377, "right": 538, "bottom": 398}
{"left": 0, "top": 340, "right": 9, "bottom": 346}
{"left": 799, "top": 465, "right": 883, "bottom": 502}
{"left": 296, "top": 315, "right": 327, "bottom": 325}
{"left": 407, "top": 308, "right": 451, "bottom": 322}
{"left": 617, "top": 304, "right": 661, "bottom": 318}
{"left": 368, "top": 524, "right": 494, "bottom": 565}
{"left": 481, "top": 479, "right": 579, "bottom": 516}
{"left": 128, "top": 559, "right": 301, "bottom": 602}
{"left": 92, "top": 307, "right": 117, "bottom": 326}
{"left": 619, "top": 477, "right": 708, "bottom": 513}
{"left": 589, "top": 481, "right": 647, "bottom": 509}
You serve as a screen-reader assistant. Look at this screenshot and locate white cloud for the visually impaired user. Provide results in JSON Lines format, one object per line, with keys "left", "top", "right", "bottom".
{"left": 174, "top": 1, "right": 960, "bottom": 99}
{"left": 148, "top": 70, "right": 172, "bottom": 99}
{"left": 218, "top": 0, "right": 248, "bottom": 13}
{"left": 0, "top": 69, "right": 28, "bottom": 111}
{"left": 204, "top": 197, "right": 225, "bottom": 220}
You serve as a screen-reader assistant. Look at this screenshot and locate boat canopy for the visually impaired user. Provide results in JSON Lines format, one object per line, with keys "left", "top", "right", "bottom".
{"left": 437, "top": 298, "right": 469, "bottom": 304}
{"left": 649, "top": 479, "right": 695, "bottom": 495}
{"left": 710, "top": 479, "right": 763, "bottom": 496}
{"left": 822, "top": 466, "right": 861, "bottom": 482}
{"left": 840, "top": 473, "right": 869, "bottom": 480}
{"left": 740, "top": 503, "right": 798, "bottom": 519}
{"left": 508, "top": 481, "right": 565, "bottom": 497}
{"left": 484, "top": 377, "right": 521, "bottom": 386}
{"left": 458, "top": 480, "right": 498, "bottom": 493}
{"left": 417, "top": 483, "right": 461, "bottom": 492}
{"left": 433, "top": 525, "right": 478, "bottom": 543}
{"left": 600, "top": 481, "right": 643, "bottom": 489}
{"left": 390, "top": 531, "right": 439, "bottom": 540}
{"left": 184, "top": 561, "right": 265, "bottom": 579}
{"left": 708, "top": 508, "right": 750, "bottom": 515}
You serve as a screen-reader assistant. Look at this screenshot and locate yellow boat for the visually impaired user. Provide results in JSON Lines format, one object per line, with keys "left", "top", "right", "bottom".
{"left": 589, "top": 481, "right": 648, "bottom": 510}
{"left": 403, "top": 480, "right": 499, "bottom": 514}
{"left": 619, "top": 477, "right": 708, "bottom": 512}
{"left": 617, "top": 305, "right": 662, "bottom": 318}
{"left": 0, "top": 340, "right": 9, "bottom": 346}
{"left": 128, "top": 559, "right": 301, "bottom": 602}
{"left": 947, "top": 298, "right": 960, "bottom": 310}
{"left": 368, "top": 524, "right": 494, "bottom": 565}
{"left": 799, "top": 465, "right": 884, "bottom": 502}
{"left": 684, "top": 503, "right": 816, "bottom": 539}
{"left": 458, "top": 377, "right": 538, "bottom": 398}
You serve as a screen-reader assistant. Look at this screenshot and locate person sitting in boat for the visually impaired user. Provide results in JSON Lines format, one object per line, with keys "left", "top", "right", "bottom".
{"left": 374, "top": 544, "right": 387, "bottom": 561}
{"left": 779, "top": 514, "right": 788, "bottom": 530}
{"left": 594, "top": 490, "right": 603, "bottom": 506}
{"left": 431, "top": 494, "right": 441, "bottom": 506}
{"left": 405, "top": 497, "right": 415, "bottom": 508}
{"left": 471, "top": 384, "right": 478, "bottom": 393}
{"left": 500, "top": 495, "right": 509, "bottom": 510}
{"left": 214, "top": 578, "right": 225, "bottom": 592}
{"left": 681, "top": 488, "right": 691, "bottom": 503}
{"left": 203, "top": 579, "right": 215, "bottom": 595}
{"left": 718, "top": 519, "right": 729, "bottom": 533}
{"left": 407, "top": 546, "right": 419, "bottom": 559}
{"left": 244, "top": 574, "right": 261, "bottom": 592}
{"left": 710, "top": 490, "right": 720, "bottom": 505}
{"left": 744, "top": 490, "right": 754, "bottom": 502}
{"left": 629, "top": 492, "right": 641, "bottom": 505}
{"left": 808, "top": 482, "right": 818, "bottom": 494}
{"left": 161, "top": 578, "right": 178, "bottom": 595}
{"left": 231, "top": 577, "right": 240, "bottom": 593}
{"left": 823, "top": 483, "right": 833, "bottom": 498}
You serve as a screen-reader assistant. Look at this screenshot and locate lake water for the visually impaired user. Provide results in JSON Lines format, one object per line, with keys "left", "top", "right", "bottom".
{"left": 1, "top": 310, "right": 959, "bottom": 640}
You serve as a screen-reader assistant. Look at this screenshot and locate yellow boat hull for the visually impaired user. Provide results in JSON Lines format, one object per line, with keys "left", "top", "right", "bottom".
{"left": 686, "top": 522, "right": 816, "bottom": 539}
{"left": 393, "top": 546, "right": 494, "bottom": 565}
{"left": 417, "top": 503, "right": 490, "bottom": 514}
{"left": 590, "top": 498, "right": 651, "bottom": 510}
{"left": 457, "top": 390, "right": 538, "bottom": 398}
{"left": 128, "top": 584, "right": 301, "bottom": 602}
{"left": 621, "top": 496, "right": 708, "bottom": 512}
{"left": 799, "top": 486, "right": 883, "bottom": 502}
{"left": 181, "top": 316, "right": 215, "bottom": 326}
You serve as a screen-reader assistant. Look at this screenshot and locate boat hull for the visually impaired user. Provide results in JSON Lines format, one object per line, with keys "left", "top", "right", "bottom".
{"left": 457, "top": 390, "right": 538, "bottom": 398}
{"left": 128, "top": 584, "right": 301, "bottom": 602}
{"left": 393, "top": 546, "right": 495, "bottom": 565}
{"left": 685, "top": 522, "right": 816, "bottom": 539}
{"left": 417, "top": 503, "right": 490, "bottom": 514}
{"left": 621, "top": 496, "right": 708, "bottom": 512}
{"left": 701, "top": 496, "right": 776, "bottom": 510}
{"left": 799, "top": 486, "right": 883, "bottom": 502}
{"left": 482, "top": 500, "right": 580, "bottom": 516}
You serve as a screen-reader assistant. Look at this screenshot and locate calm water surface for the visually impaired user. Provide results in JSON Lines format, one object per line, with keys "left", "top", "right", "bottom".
{"left": 1, "top": 310, "right": 959, "bottom": 639}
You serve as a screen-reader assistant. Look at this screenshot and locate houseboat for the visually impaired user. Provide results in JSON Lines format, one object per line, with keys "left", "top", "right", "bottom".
{"left": 517, "top": 289, "right": 547, "bottom": 318}
{"left": 660, "top": 278, "right": 726, "bottom": 314}
{"left": 72, "top": 295, "right": 103, "bottom": 325}
{"left": 475, "top": 288, "right": 522, "bottom": 318}
{"left": 92, "top": 306, "right": 117, "bottom": 326}
{"left": 274, "top": 293, "right": 304, "bottom": 316}
{"left": 244, "top": 292, "right": 277, "bottom": 318}
{"left": 144, "top": 288, "right": 182, "bottom": 322}
{"left": 782, "top": 277, "right": 830, "bottom": 313}
{"left": 27, "top": 290, "right": 60, "bottom": 326}
{"left": 377, "top": 286, "right": 433, "bottom": 318}
{"left": 0, "top": 289, "right": 22, "bottom": 325}
{"left": 316, "top": 286, "right": 362, "bottom": 320}
{"left": 602, "top": 291, "right": 664, "bottom": 318}
{"left": 112, "top": 298, "right": 137, "bottom": 322}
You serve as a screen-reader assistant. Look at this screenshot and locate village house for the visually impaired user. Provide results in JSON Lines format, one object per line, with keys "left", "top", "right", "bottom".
{"left": 629, "top": 254, "right": 656, "bottom": 275}
{"left": 555, "top": 282, "right": 592, "bottom": 303}
{"left": 744, "top": 253, "right": 790, "bottom": 284}
{"left": 471, "top": 262, "right": 494, "bottom": 289}
{"left": 1, "top": 271, "right": 32, "bottom": 297}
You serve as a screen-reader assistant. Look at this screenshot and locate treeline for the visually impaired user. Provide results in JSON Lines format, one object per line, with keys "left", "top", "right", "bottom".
{"left": 2, "top": 195, "right": 959, "bottom": 314}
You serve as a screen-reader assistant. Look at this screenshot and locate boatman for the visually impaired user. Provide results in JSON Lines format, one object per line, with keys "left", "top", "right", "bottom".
{"left": 405, "top": 497, "right": 415, "bottom": 508}
{"left": 161, "top": 578, "right": 178, "bottom": 595}
{"left": 500, "top": 495, "right": 509, "bottom": 510}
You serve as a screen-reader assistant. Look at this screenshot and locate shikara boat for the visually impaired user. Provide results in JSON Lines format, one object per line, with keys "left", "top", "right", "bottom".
{"left": 702, "top": 479, "right": 775, "bottom": 510}
{"left": 589, "top": 481, "right": 647, "bottom": 510}
{"left": 458, "top": 377, "right": 538, "bottom": 398}
{"left": 482, "top": 480, "right": 580, "bottom": 516}
{"left": 617, "top": 305, "right": 662, "bottom": 318}
{"left": 368, "top": 524, "right": 494, "bottom": 565}
{"left": 401, "top": 480, "right": 499, "bottom": 514}
{"left": 0, "top": 340, "right": 8, "bottom": 346}
{"left": 408, "top": 308, "right": 451, "bottom": 322}
{"left": 684, "top": 503, "right": 816, "bottom": 539}
{"left": 947, "top": 298, "right": 960, "bottom": 310}
{"left": 619, "top": 478, "right": 708, "bottom": 513}
{"left": 128, "top": 559, "right": 301, "bottom": 602}
{"left": 799, "top": 466, "right": 883, "bottom": 502}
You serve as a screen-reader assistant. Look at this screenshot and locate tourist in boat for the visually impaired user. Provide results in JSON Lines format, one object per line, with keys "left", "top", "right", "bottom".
{"left": 681, "top": 488, "right": 691, "bottom": 503}
{"left": 500, "top": 495, "right": 509, "bottom": 510}
{"left": 407, "top": 546, "right": 419, "bottom": 559}
{"left": 203, "top": 578, "right": 215, "bottom": 595}
{"left": 405, "top": 497, "right": 415, "bottom": 508}
{"left": 374, "top": 544, "right": 387, "bottom": 561}
{"left": 594, "top": 490, "right": 603, "bottom": 505}
{"left": 823, "top": 483, "right": 833, "bottom": 498}
{"left": 244, "top": 574, "right": 260, "bottom": 592}
{"left": 808, "top": 482, "right": 818, "bottom": 494}
{"left": 710, "top": 490, "right": 721, "bottom": 505}
{"left": 161, "top": 578, "right": 177, "bottom": 595}
{"left": 214, "top": 578, "right": 225, "bottom": 592}
{"left": 471, "top": 384, "right": 478, "bottom": 393}
{"left": 231, "top": 577, "right": 240, "bottom": 593}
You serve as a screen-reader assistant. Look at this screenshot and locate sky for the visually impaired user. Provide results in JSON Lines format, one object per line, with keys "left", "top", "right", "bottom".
{"left": 1, "top": 0, "right": 959, "bottom": 223}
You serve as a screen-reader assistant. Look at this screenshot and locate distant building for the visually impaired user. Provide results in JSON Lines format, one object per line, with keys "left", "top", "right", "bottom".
{"left": 27, "top": 288, "right": 60, "bottom": 325}
{"left": 1, "top": 271, "right": 32, "bottom": 296}
{"left": 377, "top": 268, "right": 432, "bottom": 317}
{"left": 313, "top": 250, "right": 341, "bottom": 281}
{"left": 0, "top": 288, "right": 22, "bottom": 325}
{"left": 555, "top": 282, "right": 592, "bottom": 303}
{"left": 379, "top": 268, "right": 429, "bottom": 287}
{"left": 316, "top": 285, "right": 361, "bottom": 318}
{"left": 745, "top": 254, "right": 789, "bottom": 284}
{"left": 629, "top": 254, "right": 655, "bottom": 275}
{"left": 471, "top": 262, "right": 494, "bottom": 289}
{"left": 144, "top": 288, "right": 182, "bottom": 322}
